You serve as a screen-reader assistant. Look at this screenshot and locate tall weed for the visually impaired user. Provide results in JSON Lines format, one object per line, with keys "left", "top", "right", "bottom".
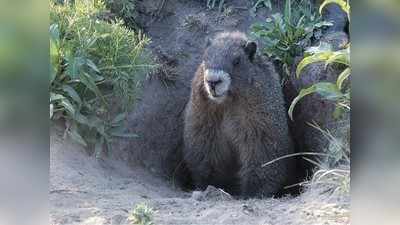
{"left": 288, "top": 0, "right": 350, "bottom": 120}
{"left": 289, "top": 0, "right": 351, "bottom": 196}
{"left": 104, "top": 0, "right": 138, "bottom": 27}
{"left": 128, "top": 203, "right": 154, "bottom": 225}
{"left": 50, "top": 0, "right": 154, "bottom": 157}
{"left": 252, "top": 0, "right": 332, "bottom": 76}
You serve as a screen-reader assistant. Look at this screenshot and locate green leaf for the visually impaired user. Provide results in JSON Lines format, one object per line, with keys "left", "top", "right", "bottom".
{"left": 289, "top": 85, "right": 316, "bottom": 120}
{"left": 50, "top": 103, "right": 54, "bottom": 119}
{"left": 263, "top": 0, "right": 272, "bottom": 10}
{"left": 80, "top": 72, "right": 103, "bottom": 98}
{"left": 50, "top": 63, "right": 57, "bottom": 84}
{"left": 67, "top": 128, "right": 87, "bottom": 147}
{"left": 305, "top": 42, "right": 332, "bottom": 55}
{"left": 67, "top": 56, "right": 86, "bottom": 79}
{"left": 296, "top": 15, "right": 305, "bottom": 28}
{"left": 87, "top": 115, "right": 103, "bottom": 129}
{"left": 296, "top": 52, "right": 331, "bottom": 78}
{"left": 110, "top": 129, "right": 138, "bottom": 138}
{"left": 50, "top": 39, "right": 58, "bottom": 66}
{"left": 288, "top": 82, "right": 342, "bottom": 120}
{"left": 319, "top": 0, "right": 350, "bottom": 16}
{"left": 105, "top": 137, "right": 113, "bottom": 153}
{"left": 86, "top": 59, "right": 100, "bottom": 73}
{"left": 74, "top": 112, "right": 89, "bottom": 126}
{"left": 251, "top": 0, "right": 272, "bottom": 17}
{"left": 86, "top": 36, "right": 98, "bottom": 48}
{"left": 107, "top": 125, "right": 138, "bottom": 138}
{"left": 98, "top": 33, "right": 111, "bottom": 39}
{"left": 314, "top": 21, "right": 334, "bottom": 28}
{"left": 271, "top": 13, "right": 284, "bottom": 33}
{"left": 95, "top": 123, "right": 106, "bottom": 137}
{"left": 49, "top": 24, "right": 60, "bottom": 84}
{"left": 49, "top": 24, "right": 60, "bottom": 41}
{"left": 298, "top": 45, "right": 350, "bottom": 77}
{"left": 336, "top": 67, "right": 351, "bottom": 90}
{"left": 251, "top": 23, "right": 266, "bottom": 32}
{"left": 50, "top": 93, "right": 65, "bottom": 102}
{"left": 284, "top": 0, "right": 292, "bottom": 24}
{"left": 91, "top": 73, "right": 105, "bottom": 82}
{"left": 325, "top": 48, "right": 350, "bottom": 67}
{"left": 111, "top": 132, "right": 139, "bottom": 138}
{"left": 81, "top": 72, "right": 107, "bottom": 105}
{"left": 333, "top": 104, "right": 345, "bottom": 119}
{"left": 111, "top": 113, "right": 126, "bottom": 125}
{"left": 62, "top": 85, "right": 82, "bottom": 105}
{"left": 218, "top": 0, "right": 224, "bottom": 12}
{"left": 314, "top": 82, "right": 343, "bottom": 100}
{"left": 60, "top": 98, "right": 76, "bottom": 116}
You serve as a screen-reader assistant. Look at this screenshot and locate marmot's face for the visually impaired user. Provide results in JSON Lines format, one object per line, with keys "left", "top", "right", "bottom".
{"left": 202, "top": 32, "right": 257, "bottom": 104}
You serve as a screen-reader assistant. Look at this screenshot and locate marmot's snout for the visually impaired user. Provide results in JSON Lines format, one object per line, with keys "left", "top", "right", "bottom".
{"left": 203, "top": 69, "right": 231, "bottom": 103}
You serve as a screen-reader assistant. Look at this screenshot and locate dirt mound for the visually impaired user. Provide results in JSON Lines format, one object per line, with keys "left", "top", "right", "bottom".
{"left": 50, "top": 1, "right": 350, "bottom": 224}
{"left": 50, "top": 126, "right": 184, "bottom": 225}
{"left": 50, "top": 127, "right": 349, "bottom": 225}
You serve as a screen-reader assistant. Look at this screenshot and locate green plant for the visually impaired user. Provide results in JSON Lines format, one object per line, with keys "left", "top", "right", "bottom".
{"left": 262, "top": 120, "right": 350, "bottom": 195}
{"left": 304, "top": 122, "right": 350, "bottom": 196}
{"left": 104, "top": 0, "right": 138, "bottom": 27}
{"left": 288, "top": 0, "right": 350, "bottom": 120}
{"left": 250, "top": 0, "right": 272, "bottom": 17}
{"left": 50, "top": 0, "right": 154, "bottom": 157}
{"left": 259, "top": 0, "right": 350, "bottom": 197}
{"left": 287, "top": 0, "right": 350, "bottom": 195}
{"left": 128, "top": 203, "right": 154, "bottom": 225}
{"left": 251, "top": 0, "right": 332, "bottom": 76}
{"left": 319, "top": 0, "right": 350, "bottom": 16}
{"left": 206, "top": 0, "right": 225, "bottom": 12}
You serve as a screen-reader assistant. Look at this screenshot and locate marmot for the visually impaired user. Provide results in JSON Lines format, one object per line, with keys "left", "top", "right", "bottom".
{"left": 183, "top": 31, "right": 294, "bottom": 198}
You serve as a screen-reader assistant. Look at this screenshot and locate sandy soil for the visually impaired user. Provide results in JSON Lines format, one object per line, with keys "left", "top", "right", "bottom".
{"left": 50, "top": 1, "right": 349, "bottom": 224}
{"left": 50, "top": 127, "right": 349, "bottom": 225}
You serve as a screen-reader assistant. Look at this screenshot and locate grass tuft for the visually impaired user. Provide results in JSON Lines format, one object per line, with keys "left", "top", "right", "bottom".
{"left": 50, "top": 0, "right": 154, "bottom": 156}
{"left": 128, "top": 203, "right": 155, "bottom": 225}
{"left": 251, "top": 0, "right": 332, "bottom": 77}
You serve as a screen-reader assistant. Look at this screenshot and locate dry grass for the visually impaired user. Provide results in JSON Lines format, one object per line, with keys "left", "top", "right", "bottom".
{"left": 306, "top": 122, "right": 350, "bottom": 197}
{"left": 262, "top": 121, "right": 350, "bottom": 198}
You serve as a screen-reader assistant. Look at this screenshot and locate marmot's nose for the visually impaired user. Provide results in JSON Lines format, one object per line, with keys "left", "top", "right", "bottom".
{"left": 207, "top": 80, "right": 222, "bottom": 90}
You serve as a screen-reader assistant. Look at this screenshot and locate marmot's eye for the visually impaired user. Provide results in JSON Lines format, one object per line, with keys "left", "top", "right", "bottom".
{"left": 233, "top": 57, "right": 240, "bottom": 66}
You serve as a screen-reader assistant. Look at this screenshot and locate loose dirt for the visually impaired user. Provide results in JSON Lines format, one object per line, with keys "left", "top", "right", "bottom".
{"left": 50, "top": 1, "right": 349, "bottom": 224}
{"left": 50, "top": 126, "right": 349, "bottom": 225}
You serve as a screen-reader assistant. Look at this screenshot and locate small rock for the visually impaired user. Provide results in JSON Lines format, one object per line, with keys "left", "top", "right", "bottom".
{"left": 123, "top": 180, "right": 130, "bottom": 185}
{"left": 140, "top": 195, "right": 149, "bottom": 199}
{"left": 242, "top": 204, "right": 255, "bottom": 215}
{"left": 191, "top": 191, "right": 203, "bottom": 201}
{"left": 191, "top": 185, "right": 233, "bottom": 201}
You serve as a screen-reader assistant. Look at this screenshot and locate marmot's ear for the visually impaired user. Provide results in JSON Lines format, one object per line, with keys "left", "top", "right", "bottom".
{"left": 244, "top": 41, "right": 257, "bottom": 61}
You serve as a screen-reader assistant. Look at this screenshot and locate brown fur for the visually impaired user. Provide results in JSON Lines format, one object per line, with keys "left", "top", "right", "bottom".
{"left": 183, "top": 31, "right": 295, "bottom": 198}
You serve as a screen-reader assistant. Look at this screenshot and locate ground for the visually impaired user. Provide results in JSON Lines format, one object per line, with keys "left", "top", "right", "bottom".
{"left": 50, "top": 126, "right": 349, "bottom": 225}
{"left": 50, "top": 1, "right": 349, "bottom": 224}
